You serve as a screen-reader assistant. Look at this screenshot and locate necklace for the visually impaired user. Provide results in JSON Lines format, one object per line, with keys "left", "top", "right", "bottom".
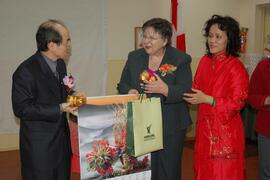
{"left": 149, "top": 59, "right": 161, "bottom": 71}
{"left": 148, "top": 47, "right": 166, "bottom": 71}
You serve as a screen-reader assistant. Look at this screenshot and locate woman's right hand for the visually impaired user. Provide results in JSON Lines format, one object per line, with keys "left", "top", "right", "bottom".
{"left": 128, "top": 89, "right": 139, "bottom": 94}
{"left": 183, "top": 88, "right": 212, "bottom": 105}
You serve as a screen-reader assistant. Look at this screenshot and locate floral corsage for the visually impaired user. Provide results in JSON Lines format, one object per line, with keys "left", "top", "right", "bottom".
{"left": 159, "top": 64, "right": 177, "bottom": 77}
{"left": 63, "top": 74, "right": 75, "bottom": 94}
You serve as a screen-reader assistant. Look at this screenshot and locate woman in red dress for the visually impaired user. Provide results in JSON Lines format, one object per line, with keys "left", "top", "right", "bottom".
{"left": 184, "top": 15, "right": 249, "bottom": 180}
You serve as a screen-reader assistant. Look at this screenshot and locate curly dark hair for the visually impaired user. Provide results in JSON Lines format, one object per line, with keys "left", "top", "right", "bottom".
{"left": 36, "top": 19, "right": 67, "bottom": 52}
{"left": 142, "top": 18, "right": 172, "bottom": 46}
{"left": 203, "top": 15, "right": 241, "bottom": 57}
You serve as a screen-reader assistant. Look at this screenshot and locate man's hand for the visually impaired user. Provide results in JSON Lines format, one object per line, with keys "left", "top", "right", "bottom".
{"left": 73, "top": 91, "right": 86, "bottom": 97}
{"left": 61, "top": 102, "right": 78, "bottom": 114}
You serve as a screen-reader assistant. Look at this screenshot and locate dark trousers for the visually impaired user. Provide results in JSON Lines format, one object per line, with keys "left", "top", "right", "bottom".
{"left": 258, "top": 133, "right": 270, "bottom": 180}
{"left": 21, "top": 135, "right": 71, "bottom": 180}
{"left": 151, "top": 129, "right": 187, "bottom": 180}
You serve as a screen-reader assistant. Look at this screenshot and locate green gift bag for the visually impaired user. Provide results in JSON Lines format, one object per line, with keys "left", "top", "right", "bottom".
{"left": 126, "top": 97, "right": 163, "bottom": 157}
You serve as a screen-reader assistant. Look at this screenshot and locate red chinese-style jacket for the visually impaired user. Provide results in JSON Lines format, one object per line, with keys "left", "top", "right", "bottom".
{"left": 193, "top": 53, "right": 249, "bottom": 180}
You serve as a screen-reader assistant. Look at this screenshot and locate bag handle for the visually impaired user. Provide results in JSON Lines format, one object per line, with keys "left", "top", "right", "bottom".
{"left": 138, "top": 93, "right": 152, "bottom": 103}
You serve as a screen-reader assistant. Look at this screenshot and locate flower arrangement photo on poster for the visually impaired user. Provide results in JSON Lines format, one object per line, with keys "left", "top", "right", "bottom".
{"left": 78, "top": 103, "right": 151, "bottom": 180}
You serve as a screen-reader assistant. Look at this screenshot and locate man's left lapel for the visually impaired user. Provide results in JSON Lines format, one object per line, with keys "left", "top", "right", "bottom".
{"left": 36, "top": 52, "right": 61, "bottom": 99}
{"left": 57, "top": 59, "right": 68, "bottom": 101}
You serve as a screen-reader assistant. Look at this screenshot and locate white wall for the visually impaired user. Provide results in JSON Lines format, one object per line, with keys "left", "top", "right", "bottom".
{"left": 182, "top": 0, "right": 241, "bottom": 58}
{"left": 0, "top": 0, "right": 108, "bottom": 150}
{"left": 107, "top": 0, "right": 270, "bottom": 60}
{"left": 0, "top": 0, "right": 107, "bottom": 133}
{"left": 107, "top": 0, "right": 170, "bottom": 60}
{"left": 107, "top": 0, "right": 244, "bottom": 60}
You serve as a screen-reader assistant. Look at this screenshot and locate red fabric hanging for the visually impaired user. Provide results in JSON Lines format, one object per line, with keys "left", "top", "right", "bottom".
{"left": 171, "top": 0, "right": 178, "bottom": 30}
{"left": 177, "top": 34, "right": 186, "bottom": 52}
{"left": 171, "top": 0, "right": 186, "bottom": 52}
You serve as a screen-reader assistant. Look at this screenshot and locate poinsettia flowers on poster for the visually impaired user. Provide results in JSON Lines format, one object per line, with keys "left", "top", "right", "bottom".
{"left": 79, "top": 102, "right": 151, "bottom": 179}
{"left": 85, "top": 139, "right": 117, "bottom": 176}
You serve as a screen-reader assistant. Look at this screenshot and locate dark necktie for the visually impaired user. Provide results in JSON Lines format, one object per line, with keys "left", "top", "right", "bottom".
{"left": 56, "top": 64, "right": 64, "bottom": 101}
{"left": 55, "top": 64, "right": 60, "bottom": 81}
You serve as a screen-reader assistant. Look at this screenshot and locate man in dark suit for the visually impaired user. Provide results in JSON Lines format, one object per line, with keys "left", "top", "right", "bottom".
{"left": 12, "top": 19, "right": 76, "bottom": 180}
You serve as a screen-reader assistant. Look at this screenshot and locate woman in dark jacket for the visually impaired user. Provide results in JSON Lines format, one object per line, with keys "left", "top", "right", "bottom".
{"left": 117, "top": 17, "right": 192, "bottom": 180}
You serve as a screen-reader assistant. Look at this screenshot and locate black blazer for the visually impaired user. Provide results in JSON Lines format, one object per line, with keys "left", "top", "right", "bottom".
{"left": 117, "top": 46, "right": 192, "bottom": 136}
{"left": 12, "top": 51, "right": 71, "bottom": 171}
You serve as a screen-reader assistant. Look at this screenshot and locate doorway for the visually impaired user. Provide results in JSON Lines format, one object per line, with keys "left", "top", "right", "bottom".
{"left": 255, "top": 3, "right": 270, "bottom": 56}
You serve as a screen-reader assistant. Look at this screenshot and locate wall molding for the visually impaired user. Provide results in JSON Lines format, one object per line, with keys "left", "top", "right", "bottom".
{"left": 0, "top": 133, "right": 19, "bottom": 151}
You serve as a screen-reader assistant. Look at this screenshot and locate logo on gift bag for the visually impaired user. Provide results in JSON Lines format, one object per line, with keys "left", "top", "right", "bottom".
{"left": 146, "top": 124, "right": 152, "bottom": 134}
{"left": 144, "top": 124, "right": 155, "bottom": 141}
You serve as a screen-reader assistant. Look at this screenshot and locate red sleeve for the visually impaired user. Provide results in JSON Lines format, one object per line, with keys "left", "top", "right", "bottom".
{"left": 212, "top": 62, "right": 249, "bottom": 124}
{"left": 248, "top": 62, "right": 270, "bottom": 110}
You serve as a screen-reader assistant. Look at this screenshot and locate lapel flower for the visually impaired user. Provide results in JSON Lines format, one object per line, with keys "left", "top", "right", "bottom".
{"left": 63, "top": 74, "right": 75, "bottom": 93}
{"left": 159, "top": 64, "right": 177, "bottom": 77}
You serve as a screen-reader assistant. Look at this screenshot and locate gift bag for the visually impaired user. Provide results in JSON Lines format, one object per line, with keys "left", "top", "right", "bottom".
{"left": 126, "top": 97, "right": 163, "bottom": 157}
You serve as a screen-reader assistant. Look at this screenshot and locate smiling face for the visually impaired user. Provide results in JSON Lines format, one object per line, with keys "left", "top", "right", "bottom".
{"left": 207, "top": 24, "right": 228, "bottom": 55}
{"left": 142, "top": 27, "right": 167, "bottom": 56}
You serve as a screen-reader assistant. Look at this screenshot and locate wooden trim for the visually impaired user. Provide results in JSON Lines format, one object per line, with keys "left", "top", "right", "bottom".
{"left": 0, "top": 133, "right": 19, "bottom": 151}
{"left": 134, "top": 27, "right": 143, "bottom": 49}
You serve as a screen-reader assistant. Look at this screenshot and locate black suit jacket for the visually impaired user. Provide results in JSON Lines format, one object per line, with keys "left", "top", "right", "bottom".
{"left": 12, "top": 51, "right": 71, "bottom": 171}
{"left": 117, "top": 46, "right": 192, "bottom": 136}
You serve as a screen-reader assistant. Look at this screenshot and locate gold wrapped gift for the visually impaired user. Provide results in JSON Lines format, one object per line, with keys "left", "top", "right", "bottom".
{"left": 67, "top": 95, "right": 86, "bottom": 107}
{"left": 139, "top": 70, "right": 157, "bottom": 82}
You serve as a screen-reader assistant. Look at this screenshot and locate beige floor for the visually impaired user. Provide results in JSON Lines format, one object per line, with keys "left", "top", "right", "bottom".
{"left": 0, "top": 140, "right": 258, "bottom": 180}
